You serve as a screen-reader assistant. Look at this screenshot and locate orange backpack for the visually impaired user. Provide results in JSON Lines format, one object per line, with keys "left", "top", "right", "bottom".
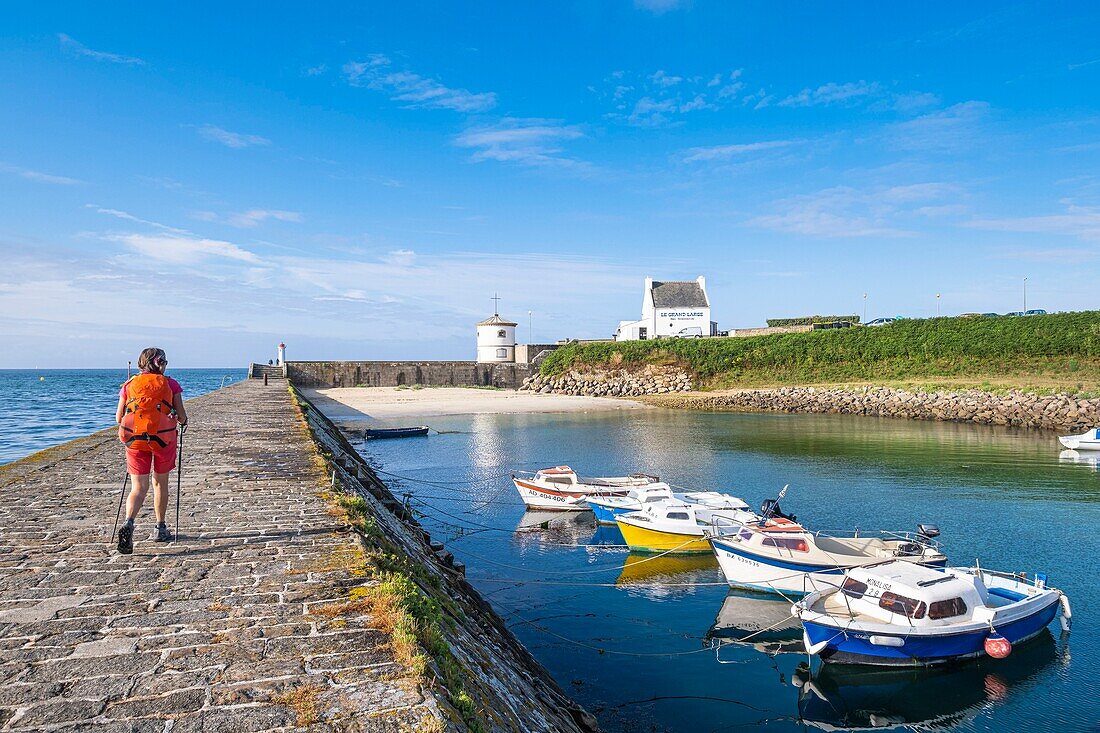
{"left": 118, "top": 374, "right": 177, "bottom": 452}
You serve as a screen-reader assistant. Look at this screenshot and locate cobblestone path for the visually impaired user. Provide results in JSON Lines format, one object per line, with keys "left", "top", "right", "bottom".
{"left": 0, "top": 379, "right": 435, "bottom": 731}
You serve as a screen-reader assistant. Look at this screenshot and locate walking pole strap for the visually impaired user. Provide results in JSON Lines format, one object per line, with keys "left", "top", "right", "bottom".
{"left": 175, "top": 424, "right": 185, "bottom": 543}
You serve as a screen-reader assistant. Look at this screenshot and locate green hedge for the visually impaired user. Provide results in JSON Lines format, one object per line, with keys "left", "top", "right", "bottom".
{"left": 766, "top": 315, "right": 861, "bottom": 327}
{"left": 540, "top": 311, "right": 1100, "bottom": 384}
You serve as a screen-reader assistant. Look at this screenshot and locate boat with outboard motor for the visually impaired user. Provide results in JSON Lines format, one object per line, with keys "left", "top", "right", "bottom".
{"left": 616, "top": 494, "right": 758, "bottom": 554}
{"left": 1058, "top": 427, "right": 1100, "bottom": 450}
{"left": 511, "top": 466, "right": 660, "bottom": 511}
{"left": 792, "top": 560, "right": 1071, "bottom": 667}
{"left": 708, "top": 492, "right": 946, "bottom": 595}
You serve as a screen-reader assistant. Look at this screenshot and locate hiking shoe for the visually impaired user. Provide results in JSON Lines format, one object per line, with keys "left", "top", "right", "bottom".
{"left": 117, "top": 524, "right": 134, "bottom": 554}
{"left": 152, "top": 524, "right": 173, "bottom": 543}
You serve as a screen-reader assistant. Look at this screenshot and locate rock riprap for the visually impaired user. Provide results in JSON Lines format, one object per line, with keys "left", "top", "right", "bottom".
{"left": 520, "top": 365, "right": 693, "bottom": 396}
{"left": 645, "top": 385, "right": 1100, "bottom": 432}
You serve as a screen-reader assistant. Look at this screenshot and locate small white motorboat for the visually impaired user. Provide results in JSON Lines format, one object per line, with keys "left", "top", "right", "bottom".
{"left": 616, "top": 495, "right": 758, "bottom": 554}
{"left": 710, "top": 513, "right": 946, "bottom": 596}
{"left": 511, "top": 466, "right": 660, "bottom": 511}
{"left": 793, "top": 561, "right": 1071, "bottom": 667}
{"left": 586, "top": 484, "right": 676, "bottom": 524}
{"left": 1058, "top": 427, "right": 1100, "bottom": 450}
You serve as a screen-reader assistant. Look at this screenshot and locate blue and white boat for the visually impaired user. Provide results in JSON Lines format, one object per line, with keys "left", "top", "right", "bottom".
{"left": 587, "top": 486, "right": 745, "bottom": 525}
{"left": 710, "top": 518, "right": 947, "bottom": 596}
{"left": 793, "top": 561, "right": 1071, "bottom": 667}
{"left": 585, "top": 484, "right": 675, "bottom": 524}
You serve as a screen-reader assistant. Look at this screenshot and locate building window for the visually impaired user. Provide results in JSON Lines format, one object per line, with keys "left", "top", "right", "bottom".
{"left": 497, "top": 329, "right": 507, "bottom": 338}
{"left": 496, "top": 348, "right": 507, "bottom": 358}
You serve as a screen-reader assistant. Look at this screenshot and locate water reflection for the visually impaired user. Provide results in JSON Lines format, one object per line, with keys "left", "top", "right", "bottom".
{"left": 794, "top": 632, "right": 1061, "bottom": 730}
{"left": 1060, "top": 449, "right": 1099, "bottom": 472}
{"left": 513, "top": 510, "right": 596, "bottom": 547}
{"left": 706, "top": 590, "right": 803, "bottom": 656}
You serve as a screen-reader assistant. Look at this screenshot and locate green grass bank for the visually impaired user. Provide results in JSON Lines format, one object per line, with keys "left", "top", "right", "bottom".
{"left": 541, "top": 311, "right": 1100, "bottom": 396}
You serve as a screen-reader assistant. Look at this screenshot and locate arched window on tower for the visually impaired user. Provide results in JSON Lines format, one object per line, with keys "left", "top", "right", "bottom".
{"left": 496, "top": 348, "right": 507, "bottom": 359}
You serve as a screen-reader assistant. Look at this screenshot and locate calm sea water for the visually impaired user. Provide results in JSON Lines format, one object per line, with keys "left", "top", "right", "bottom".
{"left": 355, "top": 409, "right": 1099, "bottom": 732}
{"left": 0, "top": 369, "right": 246, "bottom": 464}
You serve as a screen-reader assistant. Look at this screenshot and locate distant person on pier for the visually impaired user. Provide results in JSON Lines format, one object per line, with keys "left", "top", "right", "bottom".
{"left": 115, "top": 347, "right": 188, "bottom": 553}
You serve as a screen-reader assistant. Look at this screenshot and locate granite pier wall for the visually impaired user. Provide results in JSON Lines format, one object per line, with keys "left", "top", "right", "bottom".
{"left": 287, "top": 360, "right": 531, "bottom": 389}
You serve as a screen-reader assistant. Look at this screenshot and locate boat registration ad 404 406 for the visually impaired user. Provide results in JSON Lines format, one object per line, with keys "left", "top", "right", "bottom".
{"left": 511, "top": 466, "right": 660, "bottom": 511}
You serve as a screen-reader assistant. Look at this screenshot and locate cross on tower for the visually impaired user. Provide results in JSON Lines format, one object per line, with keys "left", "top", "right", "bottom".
{"left": 491, "top": 293, "right": 501, "bottom": 315}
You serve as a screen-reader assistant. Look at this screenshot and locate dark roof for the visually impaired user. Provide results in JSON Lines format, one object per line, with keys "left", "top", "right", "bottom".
{"left": 477, "top": 314, "right": 518, "bottom": 326}
{"left": 651, "top": 280, "right": 708, "bottom": 308}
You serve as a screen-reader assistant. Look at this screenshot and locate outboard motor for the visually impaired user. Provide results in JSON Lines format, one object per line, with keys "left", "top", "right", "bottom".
{"left": 917, "top": 524, "right": 940, "bottom": 541}
{"left": 760, "top": 499, "right": 797, "bottom": 523}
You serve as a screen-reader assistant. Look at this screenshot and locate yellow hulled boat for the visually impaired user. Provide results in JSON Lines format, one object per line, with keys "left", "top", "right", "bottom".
{"left": 615, "top": 495, "right": 757, "bottom": 555}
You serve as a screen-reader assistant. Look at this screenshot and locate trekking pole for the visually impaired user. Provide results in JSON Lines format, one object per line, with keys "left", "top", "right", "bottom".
{"left": 175, "top": 424, "right": 186, "bottom": 544}
{"left": 111, "top": 472, "right": 130, "bottom": 544}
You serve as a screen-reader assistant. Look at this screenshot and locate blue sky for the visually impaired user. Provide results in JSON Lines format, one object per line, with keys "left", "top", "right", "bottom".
{"left": 2, "top": 2, "right": 1099, "bottom": 367}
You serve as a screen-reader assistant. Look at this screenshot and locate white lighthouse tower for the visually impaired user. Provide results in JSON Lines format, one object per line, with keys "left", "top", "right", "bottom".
{"left": 476, "top": 296, "right": 517, "bottom": 363}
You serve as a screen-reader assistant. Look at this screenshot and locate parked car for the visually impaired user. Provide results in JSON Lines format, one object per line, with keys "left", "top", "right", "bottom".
{"left": 981, "top": 312, "right": 1000, "bottom": 318}
{"left": 1025, "top": 309, "right": 1048, "bottom": 316}
{"left": 958, "top": 312, "right": 982, "bottom": 318}
{"left": 674, "top": 326, "right": 704, "bottom": 338}
{"left": 864, "top": 317, "right": 897, "bottom": 327}
{"left": 1005, "top": 311, "right": 1024, "bottom": 317}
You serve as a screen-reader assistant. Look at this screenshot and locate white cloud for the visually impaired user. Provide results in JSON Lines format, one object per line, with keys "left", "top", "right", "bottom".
{"left": 383, "top": 249, "right": 417, "bottom": 266}
{"left": 87, "top": 205, "right": 189, "bottom": 234}
{"left": 343, "top": 54, "right": 496, "bottom": 113}
{"left": 649, "top": 70, "right": 682, "bottom": 88}
{"left": 683, "top": 139, "right": 798, "bottom": 162}
{"left": 107, "top": 233, "right": 261, "bottom": 264}
{"left": 965, "top": 205, "right": 1100, "bottom": 243}
{"left": 226, "top": 210, "right": 304, "bottom": 228}
{"left": 198, "top": 125, "right": 272, "bottom": 149}
{"left": 303, "top": 64, "right": 327, "bottom": 76}
{"left": 58, "top": 33, "right": 145, "bottom": 65}
{"left": 628, "top": 96, "right": 678, "bottom": 126}
{"left": 747, "top": 183, "right": 956, "bottom": 238}
{"left": 778, "top": 81, "right": 880, "bottom": 108}
{"left": 887, "top": 101, "right": 990, "bottom": 151}
{"left": 455, "top": 118, "right": 587, "bottom": 169}
{"left": 1, "top": 162, "right": 82, "bottom": 185}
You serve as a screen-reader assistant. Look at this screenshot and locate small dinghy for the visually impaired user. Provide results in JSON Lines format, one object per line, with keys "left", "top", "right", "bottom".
{"left": 363, "top": 426, "right": 429, "bottom": 439}
{"left": 616, "top": 494, "right": 758, "bottom": 554}
{"left": 511, "top": 466, "right": 660, "bottom": 511}
{"left": 1058, "top": 427, "right": 1100, "bottom": 450}
{"left": 793, "top": 561, "right": 1071, "bottom": 667}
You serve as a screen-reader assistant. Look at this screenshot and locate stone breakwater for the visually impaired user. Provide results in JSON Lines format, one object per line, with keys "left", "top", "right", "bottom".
{"left": 520, "top": 365, "right": 693, "bottom": 396}
{"left": 642, "top": 385, "right": 1100, "bottom": 432}
{"left": 0, "top": 379, "right": 596, "bottom": 732}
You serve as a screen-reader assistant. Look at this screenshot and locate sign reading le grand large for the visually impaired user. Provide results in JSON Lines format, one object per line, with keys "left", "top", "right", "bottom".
{"left": 657, "top": 310, "right": 705, "bottom": 320}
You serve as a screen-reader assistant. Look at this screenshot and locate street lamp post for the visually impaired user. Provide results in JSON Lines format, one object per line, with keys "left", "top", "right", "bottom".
{"left": 862, "top": 293, "right": 867, "bottom": 323}
{"left": 936, "top": 293, "right": 941, "bottom": 317}
{"left": 1023, "top": 277, "right": 1028, "bottom": 313}
{"left": 528, "top": 310, "right": 533, "bottom": 344}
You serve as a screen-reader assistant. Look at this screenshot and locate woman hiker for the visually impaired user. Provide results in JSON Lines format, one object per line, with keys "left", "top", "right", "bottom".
{"left": 115, "top": 347, "right": 188, "bottom": 553}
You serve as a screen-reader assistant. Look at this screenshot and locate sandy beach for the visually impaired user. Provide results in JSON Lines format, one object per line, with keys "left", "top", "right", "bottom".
{"left": 302, "top": 386, "right": 646, "bottom": 422}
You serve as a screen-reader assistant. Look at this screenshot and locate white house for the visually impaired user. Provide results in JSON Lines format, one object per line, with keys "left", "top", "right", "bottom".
{"left": 476, "top": 313, "right": 518, "bottom": 363}
{"left": 615, "top": 276, "right": 715, "bottom": 341}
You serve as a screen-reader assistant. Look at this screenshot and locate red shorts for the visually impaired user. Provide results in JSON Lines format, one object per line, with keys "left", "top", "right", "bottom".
{"left": 126, "top": 439, "right": 178, "bottom": 475}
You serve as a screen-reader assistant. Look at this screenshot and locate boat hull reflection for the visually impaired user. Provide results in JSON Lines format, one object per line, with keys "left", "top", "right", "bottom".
{"left": 707, "top": 590, "right": 803, "bottom": 655}
{"left": 796, "top": 631, "right": 1060, "bottom": 730}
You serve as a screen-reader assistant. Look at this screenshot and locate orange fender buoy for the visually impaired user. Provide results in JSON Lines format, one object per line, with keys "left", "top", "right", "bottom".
{"left": 984, "top": 632, "right": 1012, "bottom": 659}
